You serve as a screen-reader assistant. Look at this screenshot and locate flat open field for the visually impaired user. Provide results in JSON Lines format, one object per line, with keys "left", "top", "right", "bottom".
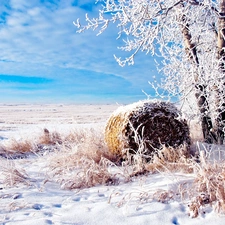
{"left": 0, "top": 104, "right": 118, "bottom": 141}
{"left": 0, "top": 104, "right": 225, "bottom": 225}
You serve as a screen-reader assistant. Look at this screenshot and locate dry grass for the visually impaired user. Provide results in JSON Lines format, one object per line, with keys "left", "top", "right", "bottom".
{"left": 0, "top": 139, "right": 35, "bottom": 157}
{"left": 146, "top": 145, "right": 194, "bottom": 173}
{"left": 9, "top": 140, "right": 34, "bottom": 153}
{"left": 39, "top": 128, "right": 63, "bottom": 145}
{"left": 0, "top": 127, "right": 111, "bottom": 157}
{"left": 0, "top": 126, "right": 195, "bottom": 190}
{"left": 2, "top": 123, "right": 225, "bottom": 218}
{"left": 144, "top": 146, "right": 225, "bottom": 218}
{"left": 47, "top": 155, "right": 118, "bottom": 189}
{"left": 43, "top": 129, "right": 193, "bottom": 190}
{"left": 186, "top": 150, "right": 225, "bottom": 217}
{"left": 42, "top": 128, "right": 119, "bottom": 189}
{"left": 0, "top": 159, "right": 31, "bottom": 187}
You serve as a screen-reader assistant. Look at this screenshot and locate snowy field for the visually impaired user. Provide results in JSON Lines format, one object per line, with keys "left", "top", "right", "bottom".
{"left": 0, "top": 104, "right": 225, "bottom": 225}
{"left": 0, "top": 104, "right": 118, "bottom": 141}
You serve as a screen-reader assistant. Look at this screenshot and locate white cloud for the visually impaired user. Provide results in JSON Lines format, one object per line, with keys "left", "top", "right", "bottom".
{"left": 0, "top": 0, "right": 158, "bottom": 96}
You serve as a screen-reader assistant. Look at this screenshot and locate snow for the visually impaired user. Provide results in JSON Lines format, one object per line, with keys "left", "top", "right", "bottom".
{"left": 0, "top": 104, "right": 225, "bottom": 225}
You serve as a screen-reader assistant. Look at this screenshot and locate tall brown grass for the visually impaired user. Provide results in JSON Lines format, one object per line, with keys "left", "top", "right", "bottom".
{"left": 39, "top": 128, "right": 62, "bottom": 145}
{"left": 1, "top": 125, "right": 225, "bottom": 218}
{"left": 0, "top": 139, "right": 35, "bottom": 157}
{"left": 187, "top": 150, "right": 225, "bottom": 217}
{"left": 0, "top": 159, "right": 31, "bottom": 187}
{"left": 43, "top": 128, "right": 119, "bottom": 189}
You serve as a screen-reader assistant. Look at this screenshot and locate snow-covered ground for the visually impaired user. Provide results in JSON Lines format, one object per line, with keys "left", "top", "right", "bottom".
{"left": 0, "top": 104, "right": 225, "bottom": 225}
{"left": 0, "top": 104, "right": 118, "bottom": 141}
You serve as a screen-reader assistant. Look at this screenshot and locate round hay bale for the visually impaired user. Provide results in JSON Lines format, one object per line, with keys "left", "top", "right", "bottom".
{"left": 105, "top": 100, "right": 190, "bottom": 160}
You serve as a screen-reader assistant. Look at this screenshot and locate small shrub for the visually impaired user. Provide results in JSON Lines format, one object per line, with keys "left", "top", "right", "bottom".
{"left": 9, "top": 140, "right": 34, "bottom": 153}
{"left": 0, "top": 139, "right": 35, "bottom": 158}
{"left": 186, "top": 150, "right": 225, "bottom": 217}
{"left": 44, "top": 128, "right": 118, "bottom": 189}
{"left": 146, "top": 145, "right": 193, "bottom": 173}
{"left": 0, "top": 159, "right": 31, "bottom": 187}
{"left": 39, "top": 128, "right": 62, "bottom": 145}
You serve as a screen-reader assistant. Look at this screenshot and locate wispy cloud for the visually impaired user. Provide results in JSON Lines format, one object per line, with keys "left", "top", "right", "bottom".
{"left": 0, "top": 75, "right": 52, "bottom": 84}
{"left": 0, "top": 0, "right": 158, "bottom": 103}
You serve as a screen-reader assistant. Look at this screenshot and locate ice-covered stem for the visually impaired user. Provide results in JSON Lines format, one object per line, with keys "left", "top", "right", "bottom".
{"left": 214, "top": 0, "right": 225, "bottom": 144}
{"left": 218, "top": 0, "right": 225, "bottom": 67}
{"left": 180, "top": 8, "right": 214, "bottom": 143}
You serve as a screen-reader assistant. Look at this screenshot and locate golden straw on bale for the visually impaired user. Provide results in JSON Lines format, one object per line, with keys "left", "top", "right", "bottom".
{"left": 105, "top": 100, "right": 190, "bottom": 160}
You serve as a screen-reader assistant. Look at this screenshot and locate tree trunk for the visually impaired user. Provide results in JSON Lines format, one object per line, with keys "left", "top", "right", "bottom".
{"left": 181, "top": 15, "right": 215, "bottom": 143}
{"left": 214, "top": 0, "right": 225, "bottom": 144}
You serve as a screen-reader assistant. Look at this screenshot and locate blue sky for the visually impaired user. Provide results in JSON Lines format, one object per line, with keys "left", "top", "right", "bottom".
{"left": 0, "top": 0, "right": 158, "bottom": 104}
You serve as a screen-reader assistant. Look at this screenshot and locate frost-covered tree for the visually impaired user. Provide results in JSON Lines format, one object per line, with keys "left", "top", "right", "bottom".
{"left": 74, "top": 0, "right": 225, "bottom": 144}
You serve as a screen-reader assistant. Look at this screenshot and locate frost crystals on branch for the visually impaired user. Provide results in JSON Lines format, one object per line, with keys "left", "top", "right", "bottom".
{"left": 75, "top": 0, "right": 225, "bottom": 144}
